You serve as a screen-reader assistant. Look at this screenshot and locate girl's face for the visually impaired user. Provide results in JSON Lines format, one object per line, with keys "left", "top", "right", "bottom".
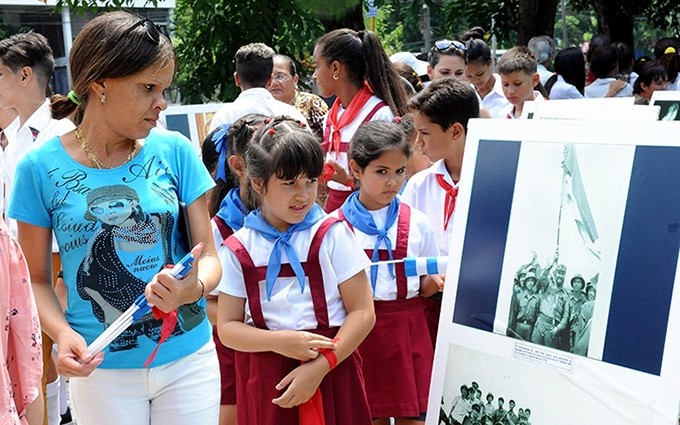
{"left": 255, "top": 173, "right": 317, "bottom": 232}
{"left": 312, "top": 45, "right": 337, "bottom": 98}
{"left": 466, "top": 61, "right": 493, "bottom": 90}
{"left": 641, "top": 77, "right": 668, "bottom": 101}
{"left": 429, "top": 55, "right": 467, "bottom": 82}
{"left": 89, "top": 198, "right": 136, "bottom": 226}
{"left": 351, "top": 149, "right": 407, "bottom": 210}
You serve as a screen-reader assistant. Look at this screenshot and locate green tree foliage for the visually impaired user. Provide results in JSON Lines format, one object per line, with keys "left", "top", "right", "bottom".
{"left": 173, "top": 0, "right": 325, "bottom": 103}
{"left": 443, "top": 0, "right": 519, "bottom": 46}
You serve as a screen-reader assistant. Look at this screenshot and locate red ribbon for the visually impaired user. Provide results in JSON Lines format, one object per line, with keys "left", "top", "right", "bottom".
{"left": 143, "top": 307, "right": 177, "bottom": 368}
{"left": 435, "top": 174, "right": 458, "bottom": 231}
{"left": 298, "top": 338, "right": 341, "bottom": 425}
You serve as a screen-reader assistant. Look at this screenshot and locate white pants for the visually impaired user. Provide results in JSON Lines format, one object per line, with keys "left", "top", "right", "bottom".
{"left": 70, "top": 341, "right": 220, "bottom": 425}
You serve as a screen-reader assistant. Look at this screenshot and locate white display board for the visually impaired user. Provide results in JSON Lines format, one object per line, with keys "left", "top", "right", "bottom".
{"left": 428, "top": 119, "right": 680, "bottom": 425}
{"left": 528, "top": 97, "right": 659, "bottom": 121}
{"left": 159, "top": 103, "right": 225, "bottom": 150}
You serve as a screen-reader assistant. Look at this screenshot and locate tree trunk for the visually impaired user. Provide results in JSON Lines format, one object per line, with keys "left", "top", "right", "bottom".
{"left": 592, "top": 0, "right": 636, "bottom": 48}
{"left": 518, "top": 0, "right": 560, "bottom": 45}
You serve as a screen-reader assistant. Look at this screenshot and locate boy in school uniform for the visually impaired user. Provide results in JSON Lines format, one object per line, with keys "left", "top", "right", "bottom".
{"left": 400, "top": 77, "right": 479, "bottom": 346}
{"left": 0, "top": 31, "right": 74, "bottom": 425}
{"left": 496, "top": 46, "right": 545, "bottom": 119}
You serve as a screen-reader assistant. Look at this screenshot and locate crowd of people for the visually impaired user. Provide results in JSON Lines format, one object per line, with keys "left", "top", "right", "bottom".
{"left": 1, "top": 9, "right": 679, "bottom": 425}
{"left": 506, "top": 253, "right": 598, "bottom": 356}
{"left": 440, "top": 382, "right": 534, "bottom": 425}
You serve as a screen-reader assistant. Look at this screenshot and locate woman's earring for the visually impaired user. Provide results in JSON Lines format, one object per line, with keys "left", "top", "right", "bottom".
{"left": 333, "top": 74, "right": 339, "bottom": 80}
{"left": 100, "top": 93, "right": 107, "bottom": 104}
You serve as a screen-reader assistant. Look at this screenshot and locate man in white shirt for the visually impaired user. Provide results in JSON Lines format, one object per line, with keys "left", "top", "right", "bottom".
{"left": 209, "top": 43, "right": 307, "bottom": 132}
{"left": 0, "top": 31, "right": 74, "bottom": 425}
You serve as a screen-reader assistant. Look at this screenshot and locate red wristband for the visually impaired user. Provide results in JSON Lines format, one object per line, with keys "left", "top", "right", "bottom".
{"left": 319, "top": 337, "right": 341, "bottom": 370}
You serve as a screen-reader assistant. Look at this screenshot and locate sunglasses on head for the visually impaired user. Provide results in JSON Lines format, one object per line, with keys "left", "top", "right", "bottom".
{"left": 434, "top": 39, "right": 467, "bottom": 52}
{"left": 118, "top": 18, "right": 167, "bottom": 44}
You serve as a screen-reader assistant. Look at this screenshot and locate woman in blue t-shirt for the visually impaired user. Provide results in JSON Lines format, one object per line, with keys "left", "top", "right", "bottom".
{"left": 7, "top": 11, "right": 221, "bottom": 424}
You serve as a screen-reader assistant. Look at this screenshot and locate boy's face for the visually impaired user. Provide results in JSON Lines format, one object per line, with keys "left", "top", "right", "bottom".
{"left": 413, "top": 111, "right": 455, "bottom": 163}
{"left": 0, "top": 62, "right": 22, "bottom": 109}
{"left": 500, "top": 70, "right": 538, "bottom": 107}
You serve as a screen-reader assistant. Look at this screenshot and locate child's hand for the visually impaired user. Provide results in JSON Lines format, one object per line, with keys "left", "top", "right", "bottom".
{"left": 325, "top": 160, "right": 351, "bottom": 186}
{"left": 274, "top": 330, "right": 337, "bottom": 361}
{"left": 420, "top": 274, "right": 445, "bottom": 297}
{"left": 272, "top": 359, "right": 328, "bottom": 408}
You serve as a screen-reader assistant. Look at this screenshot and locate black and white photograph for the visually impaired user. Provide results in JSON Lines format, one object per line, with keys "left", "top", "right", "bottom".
{"left": 438, "top": 342, "right": 656, "bottom": 425}
{"left": 497, "top": 142, "right": 632, "bottom": 359}
{"left": 650, "top": 91, "right": 680, "bottom": 121}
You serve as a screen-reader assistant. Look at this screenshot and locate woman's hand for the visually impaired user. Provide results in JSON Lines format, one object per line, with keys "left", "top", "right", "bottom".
{"left": 272, "top": 358, "right": 329, "bottom": 408}
{"left": 146, "top": 243, "right": 204, "bottom": 312}
{"left": 54, "top": 328, "right": 104, "bottom": 377}
{"left": 273, "top": 330, "right": 337, "bottom": 361}
{"left": 605, "top": 79, "right": 626, "bottom": 97}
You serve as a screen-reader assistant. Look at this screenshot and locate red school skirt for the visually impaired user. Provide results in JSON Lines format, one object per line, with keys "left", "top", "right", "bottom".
{"left": 235, "top": 327, "right": 372, "bottom": 425}
{"left": 212, "top": 326, "right": 237, "bottom": 405}
{"left": 422, "top": 294, "right": 442, "bottom": 348}
{"left": 359, "top": 297, "right": 433, "bottom": 418}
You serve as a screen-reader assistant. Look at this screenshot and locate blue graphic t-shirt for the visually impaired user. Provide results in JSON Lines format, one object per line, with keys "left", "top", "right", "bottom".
{"left": 8, "top": 128, "right": 215, "bottom": 369}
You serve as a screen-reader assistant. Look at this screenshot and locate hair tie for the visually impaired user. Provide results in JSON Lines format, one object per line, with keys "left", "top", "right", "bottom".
{"left": 393, "top": 116, "right": 402, "bottom": 124}
{"left": 211, "top": 124, "right": 230, "bottom": 182}
{"left": 665, "top": 46, "right": 677, "bottom": 55}
{"left": 67, "top": 90, "right": 80, "bottom": 106}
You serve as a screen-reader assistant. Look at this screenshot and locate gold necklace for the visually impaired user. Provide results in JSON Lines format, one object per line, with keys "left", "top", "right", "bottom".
{"left": 75, "top": 127, "right": 136, "bottom": 169}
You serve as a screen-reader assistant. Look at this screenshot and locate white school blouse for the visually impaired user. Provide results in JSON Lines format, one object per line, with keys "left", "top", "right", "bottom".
{"left": 330, "top": 203, "right": 439, "bottom": 301}
{"left": 218, "top": 218, "right": 369, "bottom": 330}
{"left": 400, "top": 159, "right": 456, "bottom": 256}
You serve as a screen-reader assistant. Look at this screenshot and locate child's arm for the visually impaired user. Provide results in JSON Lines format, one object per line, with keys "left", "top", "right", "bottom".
{"left": 272, "top": 269, "right": 375, "bottom": 408}
{"left": 217, "top": 293, "right": 337, "bottom": 360}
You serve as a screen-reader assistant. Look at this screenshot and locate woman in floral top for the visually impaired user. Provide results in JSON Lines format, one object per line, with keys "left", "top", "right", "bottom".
{"left": 1, "top": 217, "right": 42, "bottom": 424}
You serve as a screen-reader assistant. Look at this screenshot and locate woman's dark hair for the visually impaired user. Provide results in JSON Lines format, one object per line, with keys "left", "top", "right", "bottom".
{"left": 586, "top": 33, "right": 611, "bottom": 64}
{"left": 633, "top": 60, "right": 668, "bottom": 95}
{"left": 51, "top": 11, "right": 176, "bottom": 125}
{"left": 589, "top": 46, "right": 618, "bottom": 79}
{"left": 551, "top": 47, "right": 586, "bottom": 96}
{"left": 202, "top": 113, "right": 268, "bottom": 216}
{"left": 612, "top": 41, "right": 634, "bottom": 76}
{"left": 247, "top": 116, "right": 323, "bottom": 191}
{"left": 657, "top": 39, "right": 680, "bottom": 84}
{"left": 274, "top": 54, "right": 298, "bottom": 77}
{"left": 460, "top": 27, "right": 491, "bottom": 66}
{"left": 392, "top": 62, "right": 423, "bottom": 94}
{"left": 348, "top": 121, "right": 410, "bottom": 170}
{"left": 316, "top": 28, "right": 408, "bottom": 116}
{"left": 428, "top": 43, "right": 466, "bottom": 68}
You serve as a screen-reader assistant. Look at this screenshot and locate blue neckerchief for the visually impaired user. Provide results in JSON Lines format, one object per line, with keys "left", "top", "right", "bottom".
{"left": 340, "top": 192, "right": 399, "bottom": 291}
{"left": 216, "top": 188, "right": 249, "bottom": 231}
{"left": 211, "top": 124, "right": 230, "bottom": 182}
{"left": 243, "top": 204, "right": 326, "bottom": 301}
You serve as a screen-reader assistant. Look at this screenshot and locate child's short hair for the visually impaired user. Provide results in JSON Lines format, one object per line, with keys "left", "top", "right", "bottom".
{"left": 349, "top": 121, "right": 410, "bottom": 169}
{"left": 247, "top": 116, "right": 323, "bottom": 187}
{"left": 234, "top": 42, "right": 275, "bottom": 88}
{"left": 408, "top": 77, "right": 479, "bottom": 132}
{"left": 0, "top": 32, "right": 54, "bottom": 93}
{"left": 497, "top": 46, "right": 538, "bottom": 76}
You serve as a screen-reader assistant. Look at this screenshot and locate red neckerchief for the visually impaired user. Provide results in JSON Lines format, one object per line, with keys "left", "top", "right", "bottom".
{"left": 435, "top": 174, "right": 458, "bottom": 231}
{"left": 326, "top": 84, "right": 373, "bottom": 160}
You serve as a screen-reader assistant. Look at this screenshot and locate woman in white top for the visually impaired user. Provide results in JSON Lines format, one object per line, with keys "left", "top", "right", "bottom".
{"left": 461, "top": 29, "right": 510, "bottom": 118}
{"left": 546, "top": 47, "right": 585, "bottom": 100}
{"left": 585, "top": 46, "right": 632, "bottom": 98}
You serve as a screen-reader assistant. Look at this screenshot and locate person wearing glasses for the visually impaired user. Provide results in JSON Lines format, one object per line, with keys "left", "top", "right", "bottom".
{"left": 461, "top": 28, "right": 510, "bottom": 118}
{"left": 312, "top": 28, "right": 409, "bottom": 213}
{"left": 8, "top": 11, "right": 222, "bottom": 424}
{"left": 268, "top": 54, "right": 328, "bottom": 140}
{"left": 209, "top": 44, "right": 307, "bottom": 133}
{"left": 428, "top": 39, "right": 468, "bottom": 83}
